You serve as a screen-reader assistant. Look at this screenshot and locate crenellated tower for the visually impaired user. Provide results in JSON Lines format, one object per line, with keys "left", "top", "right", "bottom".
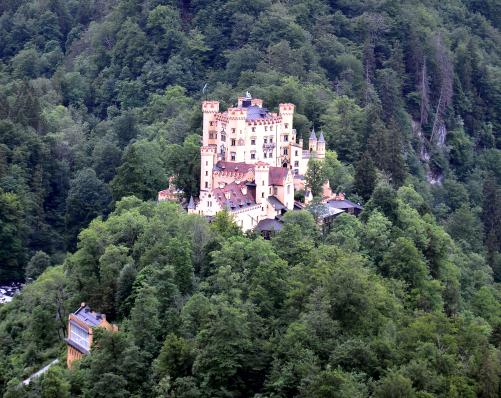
{"left": 255, "top": 161, "right": 270, "bottom": 205}
{"left": 200, "top": 146, "right": 217, "bottom": 192}
{"left": 202, "top": 100, "right": 219, "bottom": 146}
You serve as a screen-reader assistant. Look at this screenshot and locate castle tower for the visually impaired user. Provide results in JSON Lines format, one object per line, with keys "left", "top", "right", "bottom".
{"left": 317, "top": 130, "right": 326, "bottom": 160}
{"left": 200, "top": 146, "right": 217, "bottom": 192}
{"left": 255, "top": 161, "right": 270, "bottom": 205}
{"left": 279, "top": 103, "right": 295, "bottom": 167}
{"left": 202, "top": 100, "right": 220, "bottom": 146}
{"left": 308, "top": 128, "right": 317, "bottom": 153}
{"left": 279, "top": 103, "right": 295, "bottom": 134}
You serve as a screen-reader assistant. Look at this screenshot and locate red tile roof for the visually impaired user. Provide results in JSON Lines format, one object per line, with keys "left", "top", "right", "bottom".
{"left": 211, "top": 181, "right": 256, "bottom": 210}
{"left": 214, "top": 161, "right": 289, "bottom": 186}
{"left": 215, "top": 161, "right": 255, "bottom": 174}
{"left": 269, "top": 166, "right": 289, "bottom": 186}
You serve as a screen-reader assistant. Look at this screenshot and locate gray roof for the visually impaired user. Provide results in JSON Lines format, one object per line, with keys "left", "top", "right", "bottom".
{"left": 256, "top": 218, "right": 283, "bottom": 232}
{"left": 268, "top": 196, "right": 286, "bottom": 210}
{"left": 327, "top": 199, "right": 363, "bottom": 210}
{"left": 318, "top": 131, "right": 325, "bottom": 143}
{"left": 188, "top": 196, "right": 195, "bottom": 209}
{"left": 309, "top": 129, "right": 317, "bottom": 141}
{"left": 74, "top": 305, "right": 105, "bottom": 327}
{"left": 246, "top": 106, "right": 272, "bottom": 121}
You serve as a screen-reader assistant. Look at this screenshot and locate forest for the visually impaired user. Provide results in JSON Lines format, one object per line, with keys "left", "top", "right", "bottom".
{"left": 0, "top": 0, "right": 500, "bottom": 396}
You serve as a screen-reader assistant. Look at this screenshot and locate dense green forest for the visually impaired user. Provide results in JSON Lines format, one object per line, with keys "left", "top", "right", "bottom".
{"left": 0, "top": 0, "right": 500, "bottom": 396}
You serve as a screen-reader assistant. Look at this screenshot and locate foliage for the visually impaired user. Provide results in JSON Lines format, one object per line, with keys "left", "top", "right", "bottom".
{"left": 0, "top": 0, "right": 500, "bottom": 396}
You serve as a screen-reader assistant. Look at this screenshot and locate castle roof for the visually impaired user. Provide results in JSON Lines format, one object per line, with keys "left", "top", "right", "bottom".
{"left": 187, "top": 196, "right": 195, "bottom": 209}
{"left": 215, "top": 161, "right": 254, "bottom": 174}
{"left": 318, "top": 131, "right": 325, "bottom": 143}
{"left": 269, "top": 166, "right": 289, "bottom": 186}
{"left": 214, "top": 161, "right": 289, "bottom": 186}
{"left": 245, "top": 105, "right": 272, "bottom": 121}
{"left": 212, "top": 181, "right": 256, "bottom": 210}
{"left": 309, "top": 129, "right": 317, "bottom": 141}
{"left": 268, "top": 196, "right": 286, "bottom": 210}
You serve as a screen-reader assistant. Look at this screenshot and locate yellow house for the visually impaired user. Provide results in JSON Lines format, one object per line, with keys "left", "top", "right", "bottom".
{"left": 65, "top": 303, "right": 117, "bottom": 368}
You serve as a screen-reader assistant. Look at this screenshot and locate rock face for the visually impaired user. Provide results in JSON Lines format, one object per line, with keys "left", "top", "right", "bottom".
{"left": 0, "top": 282, "right": 23, "bottom": 304}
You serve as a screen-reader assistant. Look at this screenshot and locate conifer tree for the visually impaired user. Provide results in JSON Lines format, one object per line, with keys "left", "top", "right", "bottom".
{"left": 354, "top": 152, "right": 377, "bottom": 201}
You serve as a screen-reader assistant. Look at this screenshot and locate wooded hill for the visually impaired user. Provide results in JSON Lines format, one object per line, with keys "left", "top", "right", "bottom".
{"left": 0, "top": 0, "right": 500, "bottom": 396}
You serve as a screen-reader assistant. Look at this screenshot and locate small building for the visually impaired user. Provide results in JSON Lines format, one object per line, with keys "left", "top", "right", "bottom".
{"left": 255, "top": 217, "right": 284, "bottom": 239}
{"left": 326, "top": 198, "right": 363, "bottom": 216}
{"left": 158, "top": 177, "right": 183, "bottom": 203}
{"left": 65, "top": 303, "right": 117, "bottom": 368}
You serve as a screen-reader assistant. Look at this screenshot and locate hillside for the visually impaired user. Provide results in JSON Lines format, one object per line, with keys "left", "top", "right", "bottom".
{"left": 0, "top": 0, "right": 500, "bottom": 396}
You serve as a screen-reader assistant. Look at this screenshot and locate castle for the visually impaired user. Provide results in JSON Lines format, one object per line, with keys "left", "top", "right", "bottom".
{"left": 187, "top": 93, "right": 326, "bottom": 231}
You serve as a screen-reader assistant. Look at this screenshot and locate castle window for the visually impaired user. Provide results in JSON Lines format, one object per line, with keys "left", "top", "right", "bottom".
{"left": 231, "top": 152, "right": 236, "bottom": 161}
{"left": 232, "top": 128, "right": 235, "bottom": 133}
{"left": 209, "top": 121, "right": 214, "bottom": 126}
{"left": 209, "top": 132, "right": 214, "bottom": 139}
{"left": 206, "top": 161, "right": 208, "bottom": 166}
{"left": 294, "top": 161, "right": 299, "bottom": 167}
{"left": 263, "top": 152, "right": 267, "bottom": 158}
{"left": 285, "top": 123, "right": 289, "bottom": 128}
{"left": 251, "top": 153, "right": 256, "bottom": 159}
{"left": 274, "top": 187, "right": 277, "bottom": 195}
{"left": 252, "top": 127, "right": 256, "bottom": 132}
{"left": 283, "top": 135, "right": 289, "bottom": 142}
{"left": 261, "top": 192, "right": 264, "bottom": 198}
{"left": 265, "top": 126, "right": 268, "bottom": 131}
{"left": 231, "top": 139, "right": 236, "bottom": 146}
{"left": 270, "top": 137, "right": 273, "bottom": 143}
{"left": 295, "top": 150, "right": 298, "bottom": 156}
{"left": 205, "top": 182, "right": 208, "bottom": 188}
{"left": 283, "top": 148, "right": 288, "bottom": 155}
{"left": 264, "top": 138, "right": 267, "bottom": 143}
{"left": 251, "top": 138, "right": 256, "bottom": 145}
{"left": 205, "top": 171, "right": 208, "bottom": 176}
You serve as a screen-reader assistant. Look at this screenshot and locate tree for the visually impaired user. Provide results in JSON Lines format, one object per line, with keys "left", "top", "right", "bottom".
{"left": 320, "top": 96, "right": 364, "bottom": 163}
{"left": 65, "top": 168, "right": 112, "bottom": 249}
{"left": 0, "top": 190, "right": 25, "bottom": 282}
{"left": 154, "top": 333, "right": 194, "bottom": 380}
{"left": 164, "top": 135, "right": 201, "bottom": 198}
{"left": 130, "top": 283, "right": 161, "bottom": 356}
{"left": 374, "top": 372, "right": 416, "bottom": 398}
{"left": 445, "top": 205, "right": 484, "bottom": 253}
{"left": 305, "top": 159, "right": 326, "bottom": 198}
{"left": 25, "top": 251, "right": 51, "bottom": 281}
{"left": 354, "top": 152, "right": 377, "bottom": 201}
{"left": 273, "top": 211, "right": 318, "bottom": 266}
{"left": 111, "top": 140, "right": 168, "bottom": 201}
{"left": 380, "top": 237, "right": 428, "bottom": 288}
{"left": 41, "top": 366, "right": 70, "bottom": 398}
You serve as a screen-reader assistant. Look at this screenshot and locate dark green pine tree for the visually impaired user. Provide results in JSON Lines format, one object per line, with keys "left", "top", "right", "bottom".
{"left": 354, "top": 152, "right": 377, "bottom": 201}
{"left": 482, "top": 174, "right": 501, "bottom": 280}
